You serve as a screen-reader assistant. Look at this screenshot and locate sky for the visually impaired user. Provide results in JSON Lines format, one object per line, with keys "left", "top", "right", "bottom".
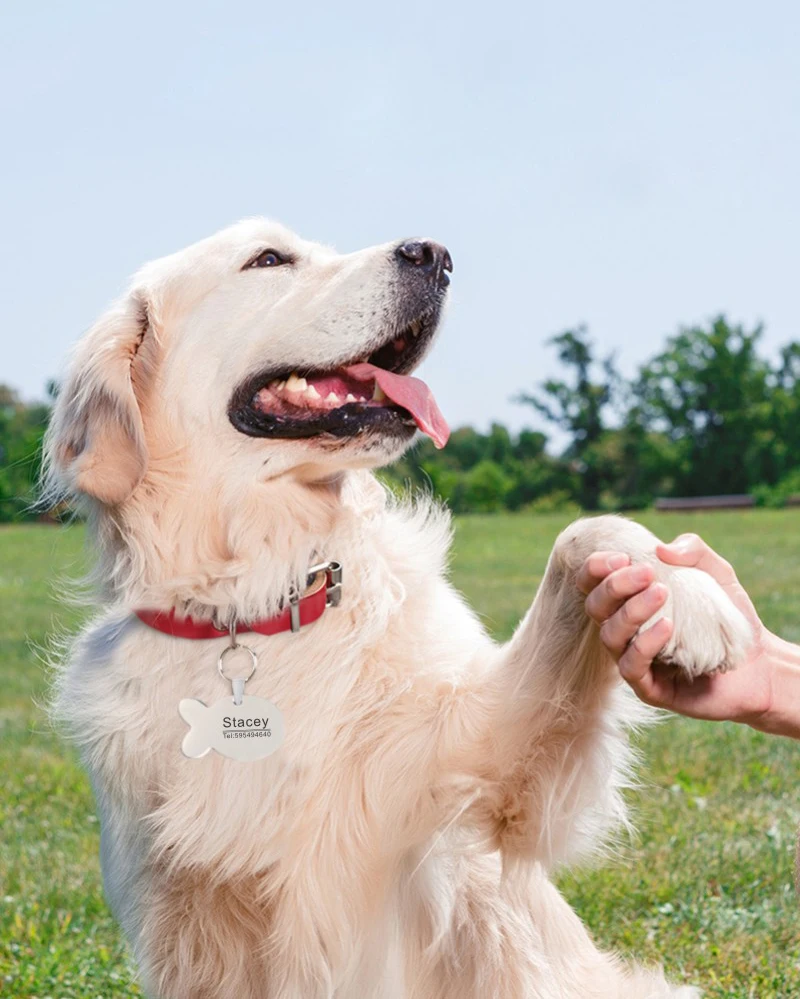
{"left": 2, "top": 1, "right": 799, "bottom": 437}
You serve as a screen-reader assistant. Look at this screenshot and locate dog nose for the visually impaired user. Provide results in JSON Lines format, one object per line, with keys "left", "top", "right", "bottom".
{"left": 395, "top": 240, "right": 453, "bottom": 287}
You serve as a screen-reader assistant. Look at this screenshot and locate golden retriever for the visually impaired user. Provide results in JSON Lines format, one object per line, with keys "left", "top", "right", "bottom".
{"left": 45, "top": 219, "right": 750, "bottom": 998}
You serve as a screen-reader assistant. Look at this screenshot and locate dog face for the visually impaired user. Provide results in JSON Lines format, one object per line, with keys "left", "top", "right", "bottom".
{"left": 46, "top": 219, "right": 452, "bottom": 506}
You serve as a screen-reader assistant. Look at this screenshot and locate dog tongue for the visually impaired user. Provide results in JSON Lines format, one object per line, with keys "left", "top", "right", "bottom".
{"left": 344, "top": 363, "right": 450, "bottom": 449}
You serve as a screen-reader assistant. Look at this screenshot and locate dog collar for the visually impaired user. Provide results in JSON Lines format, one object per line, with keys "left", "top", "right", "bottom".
{"left": 135, "top": 561, "right": 342, "bottom": 640}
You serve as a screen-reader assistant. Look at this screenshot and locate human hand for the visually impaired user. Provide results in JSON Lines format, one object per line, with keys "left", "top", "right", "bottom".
{"left": 577, "top": 534, "right": 784, "bottom": 730}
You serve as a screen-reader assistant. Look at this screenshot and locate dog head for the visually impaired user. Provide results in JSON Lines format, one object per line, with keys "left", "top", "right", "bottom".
{"left": 45, "top": 219, "right": 452, "bottom": 507}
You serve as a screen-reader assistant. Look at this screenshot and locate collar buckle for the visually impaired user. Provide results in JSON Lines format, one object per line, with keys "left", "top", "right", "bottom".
{"left": 308, "top": 560, "right": 343, "bottom": 608}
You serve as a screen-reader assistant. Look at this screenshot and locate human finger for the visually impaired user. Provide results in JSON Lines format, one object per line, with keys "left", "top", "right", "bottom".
{"left": 598, "top": 583, "right": 669, "bottom": 656}
{"left": 584, "top": 563, "right": 655, "bottom": 623}
{"left": 576, "top": 552, "right": 631, "bottom": 595}
{"left": 656, "top": 534, "right": 737, "bottom": 587}
{"left": 617, "top": 617, "right": 675, "bottom": 703}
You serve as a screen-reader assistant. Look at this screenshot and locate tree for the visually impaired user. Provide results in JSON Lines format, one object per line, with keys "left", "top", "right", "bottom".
{"left": 0, "top": 384, "right": 49, "bottom": 522}
{"left": 516, "top": 326, "right": 618, "bottom": 509}
{"left": 762, "top": 341, "right": 800, "bottom": 486}
{"left": 633, "top": 317, "right": 771, "bottom": 496}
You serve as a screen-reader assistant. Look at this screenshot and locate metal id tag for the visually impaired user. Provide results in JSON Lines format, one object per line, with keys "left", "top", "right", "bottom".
{"left": 178, "top": 640, "right": 285, "bottom": 762}
{"left": 179, "top": 692, "right": 285, "bottom": 761}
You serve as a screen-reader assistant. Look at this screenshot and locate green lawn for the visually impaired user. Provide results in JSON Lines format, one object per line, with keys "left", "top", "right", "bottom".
{"left": 1, "top": 510, "right": 799, "bottom": 998}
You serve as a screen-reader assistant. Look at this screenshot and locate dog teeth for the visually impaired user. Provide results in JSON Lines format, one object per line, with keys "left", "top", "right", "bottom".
{"left": 372, "top": 383, "right": 387, "bottom": 402}
{"left": 410, "top": 319, "right": 422, "bottom": 337}
{"left": 325, "top": 392, "right": 340, "bottom": 404}
{"left": 276, "top": 380, "right": 286, "bottom": 391}
{"left": 286, "top": 373, "right": 307, "bottom": 392}
{"left": 305, "top": 385, "right": 321, "bottom": 400}
{"left": 345, "top": 393, "right": 357, "bottom": 402}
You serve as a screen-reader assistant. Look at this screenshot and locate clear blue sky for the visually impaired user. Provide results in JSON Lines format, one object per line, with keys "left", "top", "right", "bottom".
{"left": 2, "top": 1, "right": 798, "bottom": 435}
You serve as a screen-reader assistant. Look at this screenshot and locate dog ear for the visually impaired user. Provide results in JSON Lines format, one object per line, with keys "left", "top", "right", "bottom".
{"left": 45, "top": 291, "right": 151, "bottom": 506}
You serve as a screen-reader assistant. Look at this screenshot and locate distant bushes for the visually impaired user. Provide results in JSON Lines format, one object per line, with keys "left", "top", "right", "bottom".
{"left": 753, "top": 469, "right": 800, "bottom": 508}
{"left": 381, "top": 426, "right": 576, "bottom": 513}
{"left": 0, "top": 385, "right": 48, "bottom": 522}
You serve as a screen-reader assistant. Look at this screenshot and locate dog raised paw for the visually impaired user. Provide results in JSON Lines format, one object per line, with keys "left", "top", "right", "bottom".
{"left": 643, "top": 564, "right": 752, "bottom": 680}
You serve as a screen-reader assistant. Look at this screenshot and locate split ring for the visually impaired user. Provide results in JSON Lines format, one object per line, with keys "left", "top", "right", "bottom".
{"left": 217, "top": 643, "right": 257, "bottom": 683}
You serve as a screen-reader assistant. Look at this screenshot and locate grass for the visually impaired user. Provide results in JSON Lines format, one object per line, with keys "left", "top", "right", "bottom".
{"left": 1, "top": 509, "right": 799, "bottom": 997}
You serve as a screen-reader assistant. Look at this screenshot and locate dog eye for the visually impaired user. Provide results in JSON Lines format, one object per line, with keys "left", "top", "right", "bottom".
{"left": 243, "top": 249, "right": 290, "bottom": 270}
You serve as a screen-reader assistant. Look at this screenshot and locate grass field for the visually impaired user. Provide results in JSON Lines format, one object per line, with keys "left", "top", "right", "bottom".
{"left": 1, "top": 510, "right": 799, "bottom": 998}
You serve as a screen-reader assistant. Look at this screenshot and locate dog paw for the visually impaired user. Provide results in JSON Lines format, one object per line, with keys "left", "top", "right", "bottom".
{"left": 643, "top": 564, "right": 752, "bottom": 680}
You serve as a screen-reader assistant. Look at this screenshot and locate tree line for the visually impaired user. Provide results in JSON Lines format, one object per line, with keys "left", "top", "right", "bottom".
{"left": 2, "top": 316, "right": 800, "bottom": 521}
{"left": 383, "top": 316, "right": 800, "bottom": 512}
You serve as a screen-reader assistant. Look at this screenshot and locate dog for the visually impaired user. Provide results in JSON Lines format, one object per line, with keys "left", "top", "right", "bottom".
{"left": 45, "top": 219, "right": 751, "bottom": 998}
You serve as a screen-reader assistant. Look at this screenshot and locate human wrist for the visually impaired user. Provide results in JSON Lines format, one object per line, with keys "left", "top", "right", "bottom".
{"left": 765, "top": 631, "right": 800, "bottom": 668}
{"left": 748, "top": 639, "right": 800, "bottom": 740}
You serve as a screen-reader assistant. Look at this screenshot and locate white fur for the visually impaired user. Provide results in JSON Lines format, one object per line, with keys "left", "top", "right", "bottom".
{"left": 46, "top": 220, "right": 751, "bottom": 998}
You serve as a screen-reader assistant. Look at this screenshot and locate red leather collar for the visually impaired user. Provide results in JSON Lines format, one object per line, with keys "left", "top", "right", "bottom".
{"left": 135, "top": 563, "right": 342, "bottom": 640}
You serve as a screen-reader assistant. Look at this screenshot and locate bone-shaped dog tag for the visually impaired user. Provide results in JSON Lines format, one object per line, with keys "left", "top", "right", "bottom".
{"left": 178, "top": 693, "right": 285, "bottom": 762}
